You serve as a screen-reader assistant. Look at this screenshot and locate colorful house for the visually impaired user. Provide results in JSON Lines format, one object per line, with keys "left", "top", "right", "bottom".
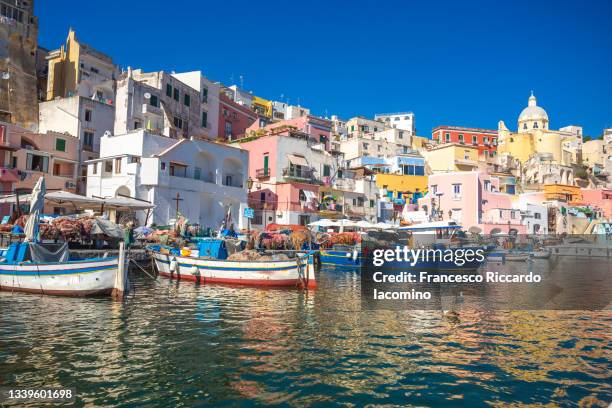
{"left": 423, "top": 143, "right": 479, "bottom": 173}
{"left": 431, "top": 125, "right": 497, "bottom": 158}
{"left": 420, "top": 171, "right": 526, "bottom": 234}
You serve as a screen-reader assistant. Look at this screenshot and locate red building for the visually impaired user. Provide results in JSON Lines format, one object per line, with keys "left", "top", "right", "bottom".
{"left": 218, "top": 92, "right": 258, "bottom": 141}
{"left": 432, "top": 126, "right": 498, "bottom": 158}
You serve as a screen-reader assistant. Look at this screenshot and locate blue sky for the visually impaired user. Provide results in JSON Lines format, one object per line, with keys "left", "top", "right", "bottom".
{"left": 36, "top": 0, "right": 612, "bottom": 137}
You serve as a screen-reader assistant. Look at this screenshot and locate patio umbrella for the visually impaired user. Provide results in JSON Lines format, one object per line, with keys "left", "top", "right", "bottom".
{"left": 355, "top": 220, "right": 374, "bottom": 229}
{"left": 23, "top": 176, "right": 46, "bottom": 243}
{"left": 308, "top": 219, "right": 337, "bottom": 227}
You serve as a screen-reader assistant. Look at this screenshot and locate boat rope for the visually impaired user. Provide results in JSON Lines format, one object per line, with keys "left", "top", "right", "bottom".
{"left": 129, "top": 258, "right": 156, "bottom": 280}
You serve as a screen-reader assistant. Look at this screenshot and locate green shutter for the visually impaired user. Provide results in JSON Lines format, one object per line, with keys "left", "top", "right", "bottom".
{"left": 56, "top": 138, "right": 66, "bottom": 152}
{"left": 263, "top": 155, "right": 269, "bottom": 173}
{"left": 166, "top": 84, "right": 172, "bottom": 97}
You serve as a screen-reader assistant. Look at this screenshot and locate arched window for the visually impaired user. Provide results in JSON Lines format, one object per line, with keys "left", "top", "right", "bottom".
{"left": 523, "top": 123, "right": 528, "bottom": 130}
{"left": 533, "top": 122, "right": 539, "bottom": 129}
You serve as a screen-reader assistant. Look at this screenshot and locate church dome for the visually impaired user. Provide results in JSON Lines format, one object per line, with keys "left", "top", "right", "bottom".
{"left": 518, "top": 92, "right": 548, "bottom": 132}
{"left": 518, "top": 92, "right": 548, "bottom": 122}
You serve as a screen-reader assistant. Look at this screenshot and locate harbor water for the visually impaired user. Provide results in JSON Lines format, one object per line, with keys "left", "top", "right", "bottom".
{"left": 0, "top": 263, "right": 610, "bottom": 407}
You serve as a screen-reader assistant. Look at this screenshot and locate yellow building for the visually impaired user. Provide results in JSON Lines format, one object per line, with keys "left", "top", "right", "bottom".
{"left": 422, "top": 143, "right": 479, "bottom": 172}
{"left": 544, "top": 184, "right": 582, "bottom": 203}
{"left": 251, "top": 95, "right": 273, "bottom": 118}
{"left": 497, "top": 93, "right": 580, "bottom": 165}
{"left": 375, "top": 173, "right": 428, "bottom": 202}
{"left": 46, "top": 29, "right": 117, "bottom": 101}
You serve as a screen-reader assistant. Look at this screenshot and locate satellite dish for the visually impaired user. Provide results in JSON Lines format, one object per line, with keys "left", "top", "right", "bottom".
{"left": 1, "top": 72, "right": 9, "bottom": 80}
{"left": 143, "top": 92, "right": 151, "bottom": 99}
{"left": 103, "top": 130, "right": 112, "bottom": 137}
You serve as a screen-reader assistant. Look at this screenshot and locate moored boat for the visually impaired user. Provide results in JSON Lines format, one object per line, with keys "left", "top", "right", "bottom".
{"left": 0, "top": 177, "right": 129, "bottom": 298}
{"left": 149, "top": 240, "right": 316, "bottom": 289}
{"left": 0, "top": 242, "right": 126, "bottom": 296}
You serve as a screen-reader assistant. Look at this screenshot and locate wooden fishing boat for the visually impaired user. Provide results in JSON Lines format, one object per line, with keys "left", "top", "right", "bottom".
{"left": 0, "top": 177, "right": 129, "bottom": 298}
{"left": 149, "top": 241, "right": 316, "bottom": 289}
{"left": 0, "top": 242, "right": 127, "bottom": 297}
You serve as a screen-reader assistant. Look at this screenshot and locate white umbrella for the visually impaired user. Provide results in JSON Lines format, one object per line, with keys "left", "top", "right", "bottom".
{"left": 373, "top": 222, "right": 396, "bottom": 229}
{"left": 23, "top": 176, "right": 46, "bottom": 242}
{"left": 308, "top": 219, "right": 337, "bottom": 227}
{"left": 355, "top": 220, "right": 374, "bottom": 229}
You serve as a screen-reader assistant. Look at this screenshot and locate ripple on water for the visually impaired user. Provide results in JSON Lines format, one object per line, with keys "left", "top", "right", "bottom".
{"left": 0, "top": 269, "right": 610, "bottom": 407}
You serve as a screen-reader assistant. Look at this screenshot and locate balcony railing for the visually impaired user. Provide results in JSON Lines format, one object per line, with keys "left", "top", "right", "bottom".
{"left": 256, "top": 168, "right": 270, "bottom": 179}
{"left": 282, "top": 167, "right": 315, "bottom": 182}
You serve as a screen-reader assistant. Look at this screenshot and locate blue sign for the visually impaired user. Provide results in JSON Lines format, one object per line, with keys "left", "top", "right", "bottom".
{"left": 243, "top": 207, "right": 255, "bottom": 219}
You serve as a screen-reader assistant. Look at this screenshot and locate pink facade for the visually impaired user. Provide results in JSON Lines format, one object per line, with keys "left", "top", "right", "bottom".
{"left": 0, "top": 122, "right": 80, "bottom": 215}
{"left": 581, "top": 188, "right": 612, "bottom": 219}
{"left": 421, "top": 171, "right": 526, "bottom": 233}
{"left": 218, "top": 92, "right": 258, "bottom": 141}
{"left": 246, "top": 115, "right": 332, "bottom": 151}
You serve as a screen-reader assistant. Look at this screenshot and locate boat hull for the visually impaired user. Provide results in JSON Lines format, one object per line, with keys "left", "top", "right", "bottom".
{"left": 0, "top": 258, "right": 119, "bottom": 297}
{"left": 152, "top": 251, "right": 317, "bottom": 289}
{"left": 320, "top": 249, "right": 361, "bottom": 267}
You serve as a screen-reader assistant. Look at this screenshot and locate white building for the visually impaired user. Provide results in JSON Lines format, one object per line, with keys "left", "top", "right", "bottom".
{"left": 114, "top": 69, "right": 217, "bottom": 140}
{"left": 374, "top": 112, "right": 415, "bottom": 135}
{"left": 517, "top": 193, "right": 549, "bottom": 234}
{"left": 339, "top": 128, "right": 413, "bottom": 161}
{"left": 270, "top": 101, "right": 310, "bottom": 121}
{"left": 86, "top": 130, "right": 249, "bottom": 228}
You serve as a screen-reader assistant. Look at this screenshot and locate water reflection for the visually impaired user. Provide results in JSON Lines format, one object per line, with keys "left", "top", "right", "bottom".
{"left": 0, "top": 266, "right": 609, "bottom": 407}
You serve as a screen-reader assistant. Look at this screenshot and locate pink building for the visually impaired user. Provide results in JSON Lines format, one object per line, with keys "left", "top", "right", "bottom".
{"left": 237, "top": 127, "right": 336, "bottom": 227}
{"left": 420, "top": 171, "right": 526, "bottom": 234}
{"left": 218, "top": 92, "right": 258, "bottom": 141}
{"left": 580, "top": 188, "right": 612, "bottom": 219}
{"left": 0, "top": 122, "right": 79, "bottom": 215}
{"left": 245, "top": 115, "right": 333, "bottom": 152}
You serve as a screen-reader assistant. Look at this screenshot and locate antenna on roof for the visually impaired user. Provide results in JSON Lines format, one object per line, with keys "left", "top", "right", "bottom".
{"left": 239, "top": 75, "right": 244, "bottom": 89}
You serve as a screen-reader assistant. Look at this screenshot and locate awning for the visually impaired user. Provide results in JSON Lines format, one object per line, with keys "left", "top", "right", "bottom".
{"left": 302, "top": 190, "right": 317, "bottom": 203}
{"left": 287, "top": 154, "right": 308, "bottom": 166}
{"left": 0, "top": 191, "right": 154, "bottom": 211}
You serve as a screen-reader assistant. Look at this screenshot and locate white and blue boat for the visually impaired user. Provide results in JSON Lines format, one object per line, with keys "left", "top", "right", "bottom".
{"left": 0, "top": 177, "right": 128, "bottom": 297}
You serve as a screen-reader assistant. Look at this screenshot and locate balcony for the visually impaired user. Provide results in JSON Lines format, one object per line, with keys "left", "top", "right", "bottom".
{"left": 142, "top": 103, "right": 162, "bottom": 116}
{"left": 282, "top": 167, "right": 317, "bottom": 183}
{"left": 256, "top": 168, "right": 270, "bottom": 180}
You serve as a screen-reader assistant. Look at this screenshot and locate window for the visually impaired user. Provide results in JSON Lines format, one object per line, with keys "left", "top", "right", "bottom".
{"left": 535, "top": 213, "right": 541, "bottom": 219}
{"left": 499, "top": 210, "right": 503, "bottom": 218}
{"left": 225, "top": 121, "right": 232, "bottom": 137}
{"left": 484, "top": 180, "right": 491, "bottom": 191}
{"left": 134, "top": 121, "right": 141, "bottom": 129}
{"left": 445, "top": 133, "right": 450, "bottom": 142}
{"left": 150, "top": 94, "right": 159, "bottom": 107}
{"left": 533, "top": 122, "right": 538, "bottom": 129}
{"left": 170, "top": 163, "right": 187, "bottom": 178}
{"left": 472, "top": 135, "right": 477, "bottom": 144}
{"left": 415, "top": 166, "right": 425, "bottom": 176}
{"left": 184, "top": 94, "right": 190, "bottom": 107}
{"left": 84, "top": 109, "right": 92, "bottom": 122}
{"left": 173, "top": 88, "right": 179, "bottom": 101}
{"left": 96, "top": 90, "right": 103, "bottom": 100}
{"left": 201, "top": 111, "right": 208, "bottom": 128}
{"left": 452, "top": 183, "right": 461, "bottom": 198}
{"left": 377, "top": 145, "right": 382, "bottom": 152}
{"left": 83, "top": 131, "right": 94, "bottom": 150}
{"left": 523, "top": 123, "right": 528, "bottom": 130}
{"left": 511, "top": 211, "right": 516, "bottom": 219}
{"left": 92, "top": 163, "right": 97, "bottom": 175}
{"left": 160, "top": 162, "right": 166, "bottom": 171}
{"left": 299, "top": 190, "right": 307, "bottom": 202}
{"left": 431, "top": 184, "right": 437, "bottom": 194}
{"left": 369, "top": 199, "right": 375, "bottom": 208}
{"left": 26, "top": 153, "right": 49, "bottom": 173}
{"left": 194, "top": 167, "right": 201, "bottom": 180}
{"left": 363, "top": 143, "right": 369, "bottom": 150}
{"left": 174, "top": 116, "right": 183, "bottom": 129}
{"left": 484, "top": 150, "right": 489, "bottom": 158}
{"left": 483, "top": 137, "right": 489, "bottom": 144}
{"left": 323, "top": 164, "right": 331, "bottom": 177}
{"left": 350, "top": 125, "right": 354, "bottom": 132}
{"left": 202, "top": 88, "right": 208, "bottom": 103}
{"left": 105, "top": 160, "right": 113, "bottom": 173}
{"left": 55, "top": 138, "right": 66, "bottom": 152}
{"left": 403, "top": 146, "right": 408, "bottom": 154}
{"left": 464, "top": 150, "right": 471, "bottom": 160}
{"left": 114, "top": 158, "right": 122, "bottom": 174}
{"left": 399, "top": 131, "right": 403, "bottom": 139}
{"left": 458, "top": 134, "right": 464, "bottom": 143}
{"left": 166, "top": 84, "right": 172, "bottom": 97}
